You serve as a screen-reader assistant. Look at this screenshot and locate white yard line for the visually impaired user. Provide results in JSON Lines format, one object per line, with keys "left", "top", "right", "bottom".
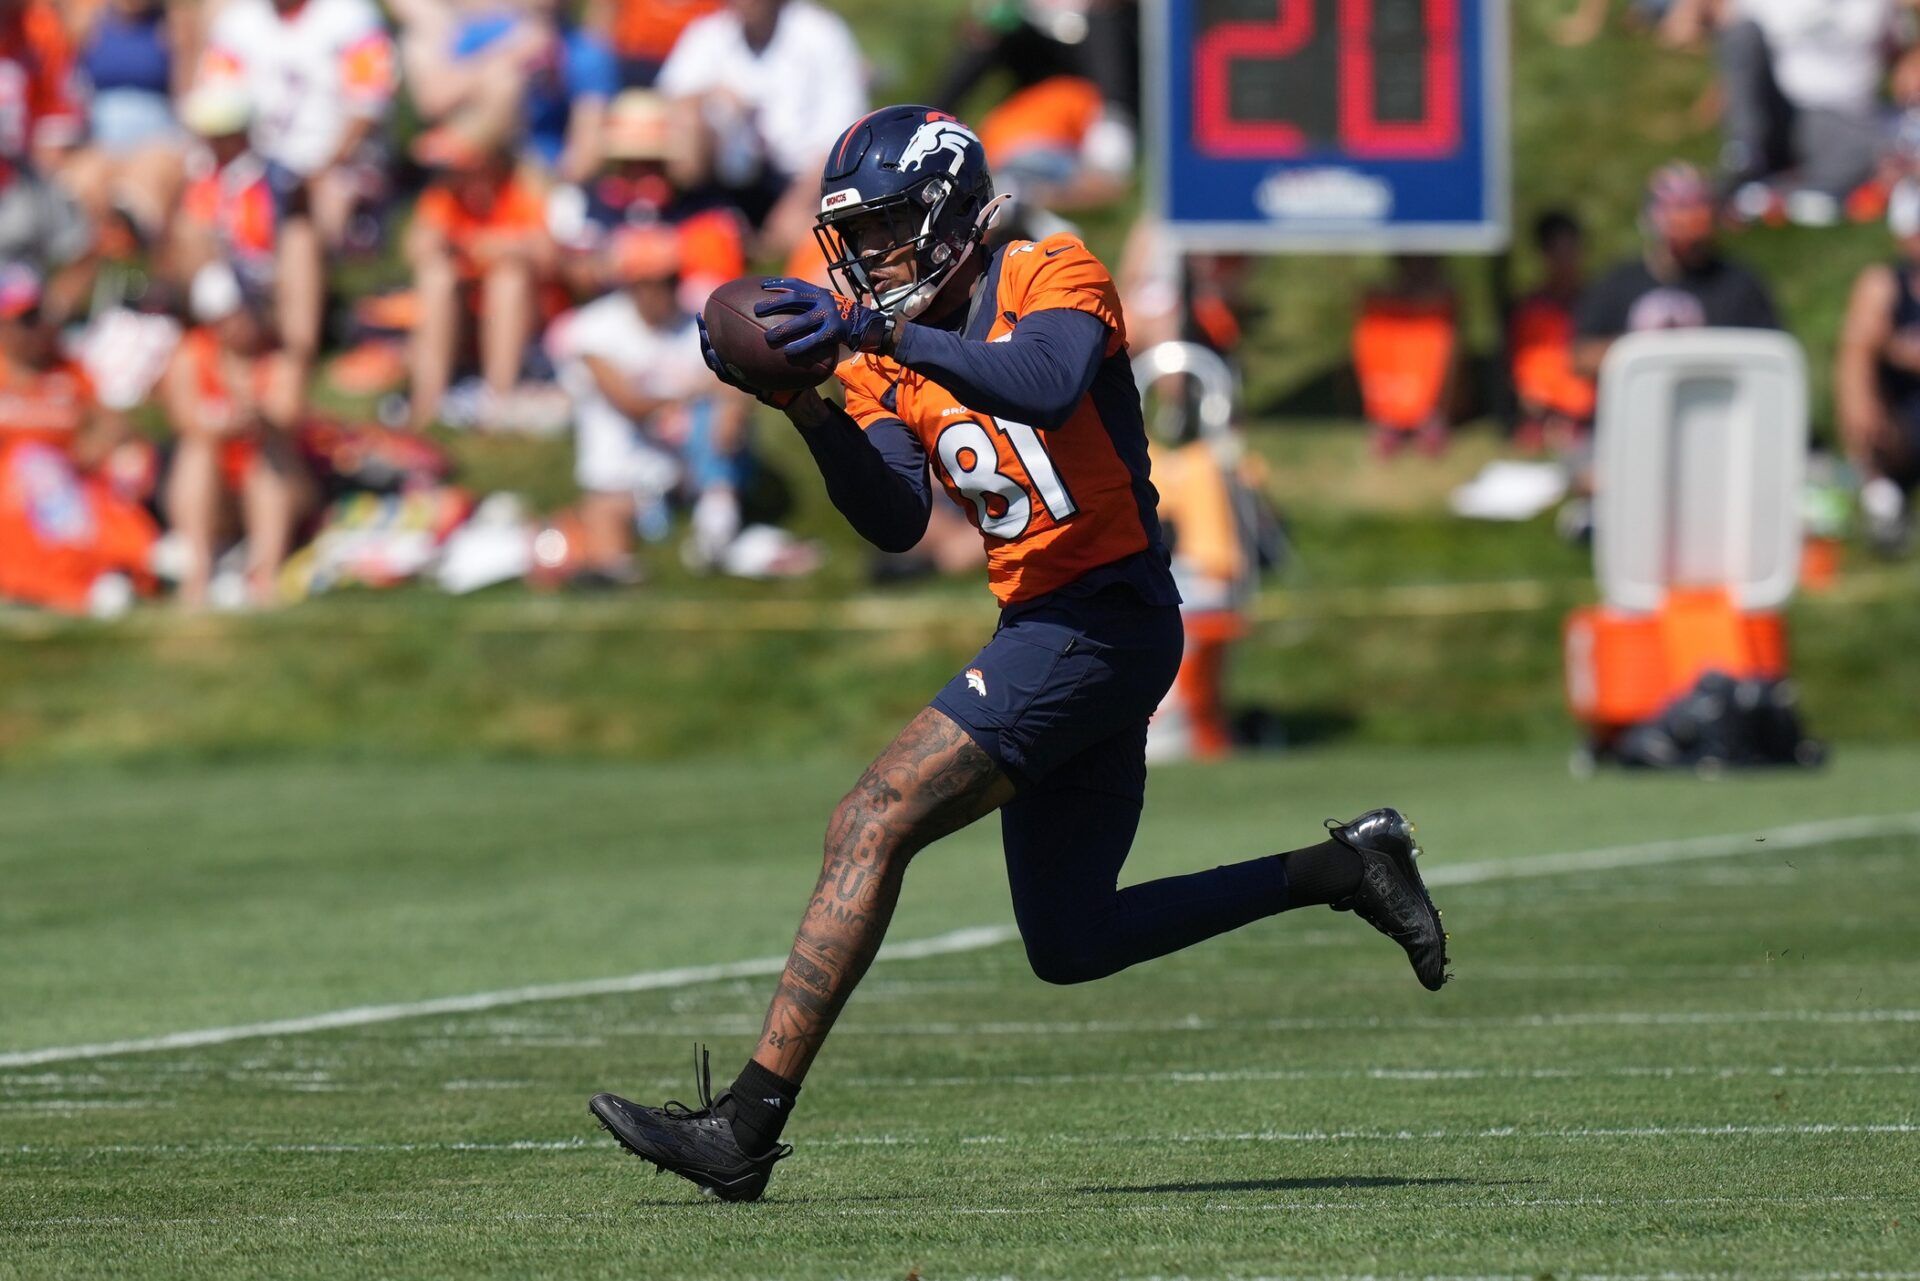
{"left": 1090, "top": 1275, "right": 1920, "bottom": 1281}
{"left": 928, "top": 1123, "right": 1920, "bottom": 1146}
{"left": 0, "top": 1099, "right": 165, "bottom": 1112}
{"left": 1135, "top": 1122, "right": 1920, "bottom": 1144}
{"left": 11, "top": 1121, "right": 1917, "bottom": 1156}
{"left": 961, "top": 1273, "right": 1920, "bottom": 1281}
{"left": 4, "top": 809, "right": 1917, "bottom": 1070}
{"left": 0, "top": 926, "right": 1016, "bottom": 1070}
{"left": 3, "top": 1140, "right": 606, "bottom": 1155}
{"left": 9, "top": 1198, "right": 1905, "bottom": 1232}
{"left": 1422, "top": 810, "right": 1920, "bottom": 886}
{"left": 844, "top": 1063, "right": 1920, "bottom": 1089}
{"left": 579, "top": 1009, "right": 1920, "bottom": 1038}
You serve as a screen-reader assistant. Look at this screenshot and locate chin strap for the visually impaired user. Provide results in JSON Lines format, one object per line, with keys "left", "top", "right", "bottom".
{"left": 976, "top": 192, "right": 1013, "bottom": 236}
{"left": 890, "top": 194, "right": 1017, "bottom": 322}
{"left": 892, "top": 268, "right": 952, "bottom": 322}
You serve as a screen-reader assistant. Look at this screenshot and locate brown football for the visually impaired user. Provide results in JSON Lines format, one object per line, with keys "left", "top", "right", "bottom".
{"left": 701, "top": 277, "right": 842, "bottom": 394}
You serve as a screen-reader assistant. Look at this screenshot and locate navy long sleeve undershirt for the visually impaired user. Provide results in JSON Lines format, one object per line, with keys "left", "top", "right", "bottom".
{"left": 893, "top": 307, "right": 1108, "bottom": 431}
{"left": 795, "top": 307, "right": 1112, "bottom": 553}
{"left": 793, "top": 411, "right": 932, "bottom": 554}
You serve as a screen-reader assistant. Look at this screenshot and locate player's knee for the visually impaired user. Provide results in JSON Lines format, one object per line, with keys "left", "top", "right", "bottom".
{"left": 1022, "top": 934, "right": 1109, "bottom": 986}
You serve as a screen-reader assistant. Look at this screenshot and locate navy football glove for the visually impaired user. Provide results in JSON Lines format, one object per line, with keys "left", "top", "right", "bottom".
{"left": 696, "top": 314, "right": 798, "bottom": 408}
{"left": 755, "top": 277, "right": 894, "bottom": 358}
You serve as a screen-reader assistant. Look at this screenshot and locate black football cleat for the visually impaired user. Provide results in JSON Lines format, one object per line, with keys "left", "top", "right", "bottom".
{"left": 1327, "top": 808, "right": 1452, "bottom": 991}
{"left": 589, "top": 1047, "right": 790, "bottom": 1202}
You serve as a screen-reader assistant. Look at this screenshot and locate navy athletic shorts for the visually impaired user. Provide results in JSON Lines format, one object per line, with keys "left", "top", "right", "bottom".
{"left": 930, "top": 587, "right": 1184, "bottom": 801}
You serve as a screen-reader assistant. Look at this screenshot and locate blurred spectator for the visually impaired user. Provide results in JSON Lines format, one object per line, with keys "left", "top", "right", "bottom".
{"left": 546, "top": 87, "right": 746, "bottom": 304}
{"left": 933, "top": 1, "right": 1138, "bottom": 120}
{"left": 1139, "top": 348, "right": 1269, "bottom": 763}
{"left": 656, "top": 0, "right": 867, "bottom": 255}
{"left": 0, "top": 0, "right": 82, "bottom": 171}
{"left": 198, "top": 0, "right": 397, "bottom": 367}
{"left": 160, "top": 262, "right": 313, "bottom": 608}
{"left": 0, "top": 263, "right": 116, "bottom": 464}
{"left": 0, "top": 0, "right": 92, "bottom": 311}
{"left": 547, "top": 225, "right": 750, "bottom": 580}
{"left": 590, "top": 0, "right": 719, "bottom": 87}
{"left": 1353, "top": 255, "right": 1459, "bottom": 457}
{"left": 1836, "top": 180, "right": 1920, "bottom": 554}
{"left": 1508, "top": 209, "right": 1597, "bottom": 453}
{"left": 57, "top": 0, "right": 189, "bottom": 244}
{"left": 977, "top": 75, "right": 1131, "bottom": 211}
{"left": 405, "top": 136, "right": 555, "bottom": 431}
{"left": 1574, "top": 163, "right": 1780, "bottom": 379}
{"left": 1118, "top": 218, "right": 1251, "bottom": 356}
{"left": 412, "top": 0, "right": 619, "bottom": 184}
{"left": 1554, "top": 0, "right": 1684, "bottom": 46}
{"left": 1554, "top": 0, "right": 1612, "bottom": 45}
{"left": 392, "top": 0, "right": 461, "bottom": 110}
{"left": 1667, "top": 0, "right": 1920, "bottom": 212}
{"left": 933, "top": 0, "right": 1138, "bottom": 212}
{"left": 0, "top": 261, "right": 158, "bottom": 613}
{"left": 73, "top": 276, "right": 181, "bottom": 418}
{"left": 0, "top": 162, "right": 90, "bottom": 308}
{"left": 171, "top": 83, "right": 278, "bottom": 296}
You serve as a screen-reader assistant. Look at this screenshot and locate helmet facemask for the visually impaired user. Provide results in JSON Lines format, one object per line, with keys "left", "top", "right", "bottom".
{"left": 816, "top": 175, "right": 978, "bottom": 320}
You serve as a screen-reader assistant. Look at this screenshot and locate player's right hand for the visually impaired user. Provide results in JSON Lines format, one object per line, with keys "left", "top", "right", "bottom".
{"left": 697, "top": 315, "right": 797, "bottom": 409}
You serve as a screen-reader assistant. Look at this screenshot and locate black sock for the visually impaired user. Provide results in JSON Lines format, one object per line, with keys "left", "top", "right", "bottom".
{"left": 718, "top": 1060, "right": 801, "bottom": 1157}
{"left": 1278, "top": 838, "right": 1362, "bottom": 906}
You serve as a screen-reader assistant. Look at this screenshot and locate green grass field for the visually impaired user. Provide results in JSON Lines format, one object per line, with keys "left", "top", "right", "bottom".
{"left": 8, "top": 4, "right": 1920, "bottom": 1275}
{"left": 4, "top": 747, "right": 1917, "bottom": 1279}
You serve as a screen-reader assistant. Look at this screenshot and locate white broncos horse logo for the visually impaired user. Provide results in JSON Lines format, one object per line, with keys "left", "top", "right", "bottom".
{"left": 897, "top": 119, "right": 978, "bottom": 176}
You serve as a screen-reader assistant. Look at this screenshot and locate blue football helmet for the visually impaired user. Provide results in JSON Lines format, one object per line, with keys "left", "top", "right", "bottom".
{"left": 814, "top": 105, "right": 1000, "bottom": 320}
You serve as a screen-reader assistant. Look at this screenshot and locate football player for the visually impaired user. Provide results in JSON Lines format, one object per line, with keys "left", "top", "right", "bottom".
{"left": 588, "top": 106, "right": 1451, "bottom": 1201}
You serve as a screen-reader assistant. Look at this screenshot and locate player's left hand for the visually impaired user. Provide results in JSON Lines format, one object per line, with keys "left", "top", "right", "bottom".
{"left": 754, "top": 277, "right": 893, "bottom": 358}
{"left": 697, "top": 314, "right": 798, "bottom": 409}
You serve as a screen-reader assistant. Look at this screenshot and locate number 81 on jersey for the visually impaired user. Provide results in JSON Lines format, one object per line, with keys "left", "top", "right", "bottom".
{"left": 935, "top": 417, "right": 1078, "bottom": 540}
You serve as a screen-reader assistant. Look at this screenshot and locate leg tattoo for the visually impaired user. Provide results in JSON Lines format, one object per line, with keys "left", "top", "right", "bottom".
{"left": 753, "top": 707, "right": 1013, "bottom": 1082}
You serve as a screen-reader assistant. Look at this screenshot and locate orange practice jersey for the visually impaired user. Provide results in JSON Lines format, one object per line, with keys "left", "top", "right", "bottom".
{"left": 177, "top": 328, "right": 280, "bottom": 488}
{"left": 838, "top": 234, "right": 1162, "bottom": 605}
{"left": 1509, "top": 292, "right": 1596, "bottom": 421}
{"left": 979, "top": 77, "right": 1104, "bottom": 165}
{"left": 181, "top": 155, "right": 280, "bottom": 284}
{"left": 0, "top": 0, "right": 80, "bottom": 161}
{"left": 0, "top": 356, "right": 93, "bottom": 450}
{"left": 609, "top": 0, "right": 720, "bottom": 62}
{"left": 416, "top": 175, "right": 547, "bottom": 279}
